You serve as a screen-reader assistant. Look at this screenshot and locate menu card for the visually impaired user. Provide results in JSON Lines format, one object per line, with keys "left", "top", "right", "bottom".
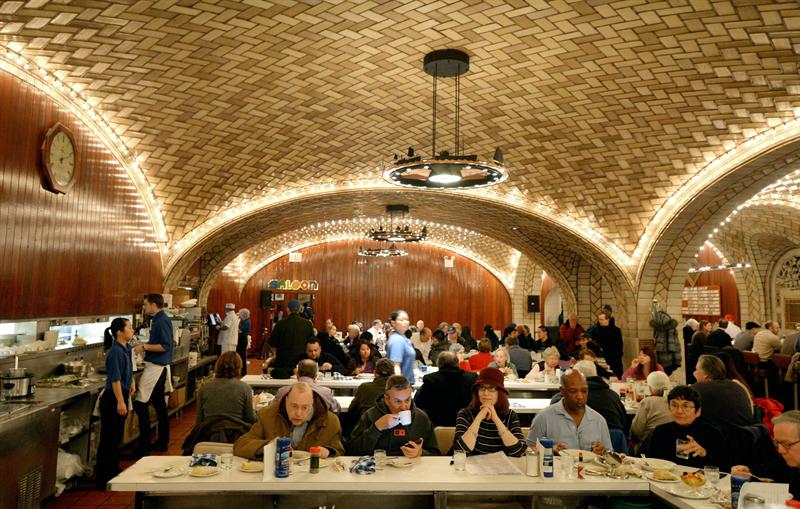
{"left": 465, "top": 452, "right": 523, "bottom": 475}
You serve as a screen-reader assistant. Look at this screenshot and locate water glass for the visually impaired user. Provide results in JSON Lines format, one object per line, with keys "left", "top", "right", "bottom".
{"left": 374, "top": 449, "right": 387, "bottom": 470}
{"left": 705, "top": 466, "right": 720, "bottom": 486}
{"left": 675, "top": 438, "right": 690, "bottom": 460}
{"left": 561, "top": 455, "right": 574, "bottom": 479}
{"left": 220, "top": 452, "right": 233, "bottom": 470}
{"left": 453, "top": 450, "right": 467, "bottom": 471}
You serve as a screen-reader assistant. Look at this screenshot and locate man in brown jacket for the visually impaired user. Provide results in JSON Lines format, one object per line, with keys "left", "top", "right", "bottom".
{"left": 233, "top": 382, "right": 344, "bottom": 459}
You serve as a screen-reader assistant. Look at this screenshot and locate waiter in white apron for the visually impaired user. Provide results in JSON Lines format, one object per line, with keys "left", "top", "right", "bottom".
{"left": 133, "top": 293, "right": 174, "bottom": 455}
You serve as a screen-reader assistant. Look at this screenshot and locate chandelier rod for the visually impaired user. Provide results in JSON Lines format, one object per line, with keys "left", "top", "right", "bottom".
{"left": 455, "top": 72, "right": 460, "bottom": 155}
{"left": 432, "top": 64, "right": 438, "bottom": 156}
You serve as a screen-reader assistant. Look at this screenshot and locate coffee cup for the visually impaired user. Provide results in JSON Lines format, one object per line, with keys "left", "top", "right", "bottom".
{"left": 398, "top": 410, "right": 412, "bottom": 426}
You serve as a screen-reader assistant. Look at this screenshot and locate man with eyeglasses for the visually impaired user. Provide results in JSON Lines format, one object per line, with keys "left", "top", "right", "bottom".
{"left": 733, "top": 410, "right": 800, "bottom": 499}
{"left": 347, "top": 375, "right": 440, "bottom": 457}
{"left": 643, "top": 385, "right": 726, "bottom": 469}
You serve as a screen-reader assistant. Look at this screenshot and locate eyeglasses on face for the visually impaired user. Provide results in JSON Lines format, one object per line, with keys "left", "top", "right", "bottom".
{"left": 478, "top": 385, "right": 498, "bottom": 393}
{"left": 773, "top": 439, "right": 800, "bottom": 450}
{"left": 669, "top": 402, "right": 696, "bottom": 411}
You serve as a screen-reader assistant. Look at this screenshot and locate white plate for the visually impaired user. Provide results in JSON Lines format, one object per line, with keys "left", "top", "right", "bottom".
{"left": 151, "top": 467, "right": 185, "bottom": 478}
{"left": 667, "top": 487, "right": 711, "bottom": 500}
{"left": 291, "top": 450, "right": 311, "bottom": 463}
{"left": 584, "top": 465, "right": 609, "bottom": 476}
{"left": 647, "top": 472, "right": 680, "bottom": 483}
{"left": 239, "top": 461, "right": 264, "bottom": 473}
{"left": 640, "top": 458, "right": 676, "bottom": 471}
{"left": 560, "top": 449, "right": 597, "bottom": 462}
{"left": 189, "top": 466, "right": 221, "bottom": 477}
{"left": 389, "top": 458, "right": 414, "bottom": 468}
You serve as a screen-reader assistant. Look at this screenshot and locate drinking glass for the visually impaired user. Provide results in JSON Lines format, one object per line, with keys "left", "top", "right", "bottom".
{"left": 675, "top": 439, "right": 690, "bottom": 459}
{"left": 453, "top": 450, "right": 467, "bottom": 471}
{"left": 374, "top": 449, "right": 387, "bottom": 469}
{"left": 220, "top": 452, "right": 233, "bottom": 470}
{"left": 705, "top": 466, "right": 720, "bottom": 487}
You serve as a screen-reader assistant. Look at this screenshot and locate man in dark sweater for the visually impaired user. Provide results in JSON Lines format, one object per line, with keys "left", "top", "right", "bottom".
{"left": 588, "top": 312, "right": 624, "bottom": 377}
{"left": 692, "top": 354, "right": 753, "bottom": 431}
{"left": 294, "top": 338, "right": 347, "bottom": 375}
{"left": 414, "top": 352, "right": 478, "bottom": 427}
{"left": 348, "top": 375, "right": 439, "bottom": 457}
{"left": 269, "top": 299, "right": 314, "bottom": 370}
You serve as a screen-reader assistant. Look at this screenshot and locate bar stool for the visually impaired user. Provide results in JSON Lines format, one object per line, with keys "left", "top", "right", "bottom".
{"left": 742, "top": 352, "right": 770, "bottom": 398}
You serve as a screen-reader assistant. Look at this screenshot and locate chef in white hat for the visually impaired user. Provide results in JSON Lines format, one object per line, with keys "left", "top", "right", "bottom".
{"left": 218, "top": 303, "right": 240, "bottom": 354}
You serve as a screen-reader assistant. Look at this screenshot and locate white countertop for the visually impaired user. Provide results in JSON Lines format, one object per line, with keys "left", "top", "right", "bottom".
{"left": 334, "top": 396, "right": 636, "bottom": 415}
{"left": 109, "top": 455, "right": 651, "bottom": 494}
{"left": 242, "top": 375, "right": 560, "bottom": 392}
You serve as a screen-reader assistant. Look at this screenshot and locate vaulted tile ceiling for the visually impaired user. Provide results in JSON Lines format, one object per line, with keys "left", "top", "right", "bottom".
{"left": 2, "top": 0, "right": 800, "bottom": 283}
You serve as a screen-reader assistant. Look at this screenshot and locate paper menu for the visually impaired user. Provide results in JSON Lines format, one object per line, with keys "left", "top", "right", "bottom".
{"left": 465, "top": 451, "right": 523, "bottom": 475}
{"left": 262, "top": 441, "right": 276, "bottom": 481}
{"left": 738, "top": 482, "right": 791, "bottom": 509}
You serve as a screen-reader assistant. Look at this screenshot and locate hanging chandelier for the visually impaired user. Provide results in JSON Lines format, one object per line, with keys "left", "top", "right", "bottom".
{"left": 357, "top": 243, "right": 408, "bottom": 257}
{"left": 366, "top": 205, "right": 427, "bottom": 243}
{"left": 383, "top": 49, "right": 508, "bottom": 189}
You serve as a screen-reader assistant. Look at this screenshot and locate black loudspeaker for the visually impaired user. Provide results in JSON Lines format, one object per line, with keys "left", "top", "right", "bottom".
{"left": 260, "top": 290, "right": 273, "bottom": 309}
{"left": 527, "top": 295, "right": 540, "bottom": 313}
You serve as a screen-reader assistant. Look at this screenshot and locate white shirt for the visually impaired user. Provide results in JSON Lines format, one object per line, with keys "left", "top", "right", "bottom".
{"left": 725, "top": 322, "right": 742, "bottom": 339}
{"left": 218, "top": 310, "right": 239, "bottom": 346}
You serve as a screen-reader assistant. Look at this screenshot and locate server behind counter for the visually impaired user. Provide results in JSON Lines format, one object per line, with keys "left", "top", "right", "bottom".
{"left": 132, "top": 293, "right": 174, "bottom": 456}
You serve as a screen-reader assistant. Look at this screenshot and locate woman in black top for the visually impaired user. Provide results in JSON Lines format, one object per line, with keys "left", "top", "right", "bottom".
{"left": 643, "top": 385, "right": 727, "bottom": 470}
{"left": 454, "top": 368, "right": 526, "bottom": 457}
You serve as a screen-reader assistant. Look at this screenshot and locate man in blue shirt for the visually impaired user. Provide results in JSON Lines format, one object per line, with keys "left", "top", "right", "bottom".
{"left": 133, "top": 293, "right": 174, "bottom": 455}
{"left": 527, "top": 369, "right": 612, "bottom": 455}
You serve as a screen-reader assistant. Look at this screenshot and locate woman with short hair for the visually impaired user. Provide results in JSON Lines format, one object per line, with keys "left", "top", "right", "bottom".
{"left": 469, "top": 339, "right": 494, "bottom": 371}
{"left": 526, "top": 346, "right": 561, "bottom": 380}
{"left": 630, "top": 371, "right": 673, "bottom": 442}
{"left": 196, "top": 351, "right": 257, "bottom": 425}
{"left": 488, "top": 347, "right": 518, "bottom": 378}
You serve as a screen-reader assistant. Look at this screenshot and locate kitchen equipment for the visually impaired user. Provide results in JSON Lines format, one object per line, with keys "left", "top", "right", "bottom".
{"left": 62, "top": 360, "right": 87, "bottom": 377}
{"left": 0, "top": 334, "right": 15, "bottom": 347}
{"left": 16, "top": 334, "right": 36, "bottom": 345}
{"left": 1, "top": 369, "right": 35, "bottom": 399}
{"left": 43, "top": 330, "right": 58, "bottom": 350}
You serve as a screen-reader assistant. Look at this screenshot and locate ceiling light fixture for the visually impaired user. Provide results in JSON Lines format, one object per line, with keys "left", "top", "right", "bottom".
{"left": 383, "top": 49, "right": 508, "bottom": 189}
{"left": 366, "top": 204, "right": 427, "bottom": 243}
{"left": 358, "top": 243, "right": 408, "bottom": 257}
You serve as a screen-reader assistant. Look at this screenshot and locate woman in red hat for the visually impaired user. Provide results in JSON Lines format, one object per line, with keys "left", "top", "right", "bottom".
{"left": 453, "top": 367, "right": 527, "bottom": 456}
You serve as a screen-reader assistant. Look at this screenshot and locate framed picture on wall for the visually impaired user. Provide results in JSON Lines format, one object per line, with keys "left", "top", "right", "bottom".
{"left": 274, "top": 293, "right": 284, "bottom": 302}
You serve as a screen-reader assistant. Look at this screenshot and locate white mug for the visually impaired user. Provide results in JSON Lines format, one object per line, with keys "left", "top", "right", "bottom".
{"left": 397, "top": 410, "right": 412, "bottom": 426}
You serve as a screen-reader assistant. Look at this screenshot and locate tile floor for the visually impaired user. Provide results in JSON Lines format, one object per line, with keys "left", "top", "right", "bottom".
{"left": 41, "top": 358, "right": 263, "bottom": 509}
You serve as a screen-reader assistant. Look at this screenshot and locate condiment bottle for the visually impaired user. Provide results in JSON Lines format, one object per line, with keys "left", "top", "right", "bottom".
{"left": 539, "top": 438, "right": 554, "bottom": 478}
{"left": 577, "top": 452, "right": 584, "bottom": 480}
{"left": 275, "top": 437, "right": 291, "bottom": 478}
{"left": 309, "top": 446, "right": 321, "bottom": 474}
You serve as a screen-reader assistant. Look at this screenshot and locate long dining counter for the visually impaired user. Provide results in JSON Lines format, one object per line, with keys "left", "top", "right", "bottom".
{"left": 333, "top": 396, "right": 639, "bottom": 415}
{"left": 108, "top": 455, "right": 721, "bottom": 509}
{"left": 241, "top": 374, "right": 562, "bottom": 397}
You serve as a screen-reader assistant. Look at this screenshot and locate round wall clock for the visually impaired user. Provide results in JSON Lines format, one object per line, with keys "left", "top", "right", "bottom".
{"left": 41, "top": 122, "right": 78, "bottom": 194}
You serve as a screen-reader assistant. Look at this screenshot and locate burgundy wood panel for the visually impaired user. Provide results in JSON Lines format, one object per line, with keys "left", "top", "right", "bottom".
{"left": 683, "top": 246, "right": 741, "bottom": 324}
{"left": 207, "top": 240, "right": 512, "bottom": 348}
{"left": 0, "top": 71, "right": 162, "bottom": 319}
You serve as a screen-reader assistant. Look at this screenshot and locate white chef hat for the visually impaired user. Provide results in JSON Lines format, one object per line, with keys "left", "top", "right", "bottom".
{"left": 225, "top": 303, "right": 235, "bottom": 310}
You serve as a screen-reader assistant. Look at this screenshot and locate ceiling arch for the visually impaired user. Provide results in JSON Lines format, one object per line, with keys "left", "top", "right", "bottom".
{"left": 2, "top": 0, "right": 800, "bottom": 268}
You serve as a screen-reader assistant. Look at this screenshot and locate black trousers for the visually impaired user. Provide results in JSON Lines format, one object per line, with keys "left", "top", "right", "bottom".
{"left": 236, "top": 335, "right": 248, "bottom": 366}
{"left": 134, "top": 368, "right": 168, "bottom": 452}
{"left": 96, "top": 389, "right": 129, "bottom": 487}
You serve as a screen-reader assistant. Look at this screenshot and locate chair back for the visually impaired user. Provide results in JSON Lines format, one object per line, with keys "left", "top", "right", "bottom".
{"left": 434, "top": 426, "right": 455, "bottom": 456}
{"left": 609, "top": 428, "right": 629, "bottom": 454}
{"left": 193, "top": 441, "right": 234, "bottom": 455}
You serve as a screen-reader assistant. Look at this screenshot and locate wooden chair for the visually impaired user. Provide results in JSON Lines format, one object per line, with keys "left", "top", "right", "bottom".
{"left": 742, "top": 351, "right": 770, "bottom": 398}
{"left": 193, "top": 441, "right": 234, "bottom": 455}
{"left": 434, "top": 426, "right": 455, "bottom": 456}
{"left": 773, "top": 353, "right": 797, "bottom": 410}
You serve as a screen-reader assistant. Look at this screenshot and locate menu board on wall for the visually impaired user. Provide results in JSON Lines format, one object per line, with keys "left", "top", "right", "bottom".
{"left": 681, "top": 285, "right": 721, "bottom": 316}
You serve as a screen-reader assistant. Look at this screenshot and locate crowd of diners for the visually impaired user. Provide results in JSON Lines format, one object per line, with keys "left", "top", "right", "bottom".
{"left": 97, "top": 298, "right": 800, "bottom": 499}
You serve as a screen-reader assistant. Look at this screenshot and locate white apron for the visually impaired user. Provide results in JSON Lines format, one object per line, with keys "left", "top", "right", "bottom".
{"left": 135, "top": 362, "right": 173, "bottom": 403}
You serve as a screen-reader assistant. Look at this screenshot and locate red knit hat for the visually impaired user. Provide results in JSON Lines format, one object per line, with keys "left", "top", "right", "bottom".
{"left": 474, "top": 367, "right": 508, "bottom": 394}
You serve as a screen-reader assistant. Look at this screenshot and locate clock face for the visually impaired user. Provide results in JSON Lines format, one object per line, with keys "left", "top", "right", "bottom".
{"left": 49, "top": 131, "right": 76, "bottom": 186}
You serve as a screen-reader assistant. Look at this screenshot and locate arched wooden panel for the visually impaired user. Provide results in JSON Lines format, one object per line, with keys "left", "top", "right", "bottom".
{"left": 0, "top": 72, "right": 162, "bottom": 319}
{"left": 207, "top": 240, "right": 512, "bottom": 343}
{"left": 683, "top": 246, "right": 741, "bottom": 323}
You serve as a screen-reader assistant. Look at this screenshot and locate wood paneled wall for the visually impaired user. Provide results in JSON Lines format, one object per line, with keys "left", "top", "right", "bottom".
{"left": 207, "top": 240, "right": 512, "bottom": 346}
{"left": 683, "top": 246, "right": 741, "bottom": 324}
{"left": 0, "top": 71, "right": 162, "bottom": 319}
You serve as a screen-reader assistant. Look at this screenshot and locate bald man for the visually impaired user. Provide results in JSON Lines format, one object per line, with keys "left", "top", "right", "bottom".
{"left": 234, "top": 382, "right": 344, "bottom": 460}
{"left": 528, "top": 370, "right": 612, "bottom": 455}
